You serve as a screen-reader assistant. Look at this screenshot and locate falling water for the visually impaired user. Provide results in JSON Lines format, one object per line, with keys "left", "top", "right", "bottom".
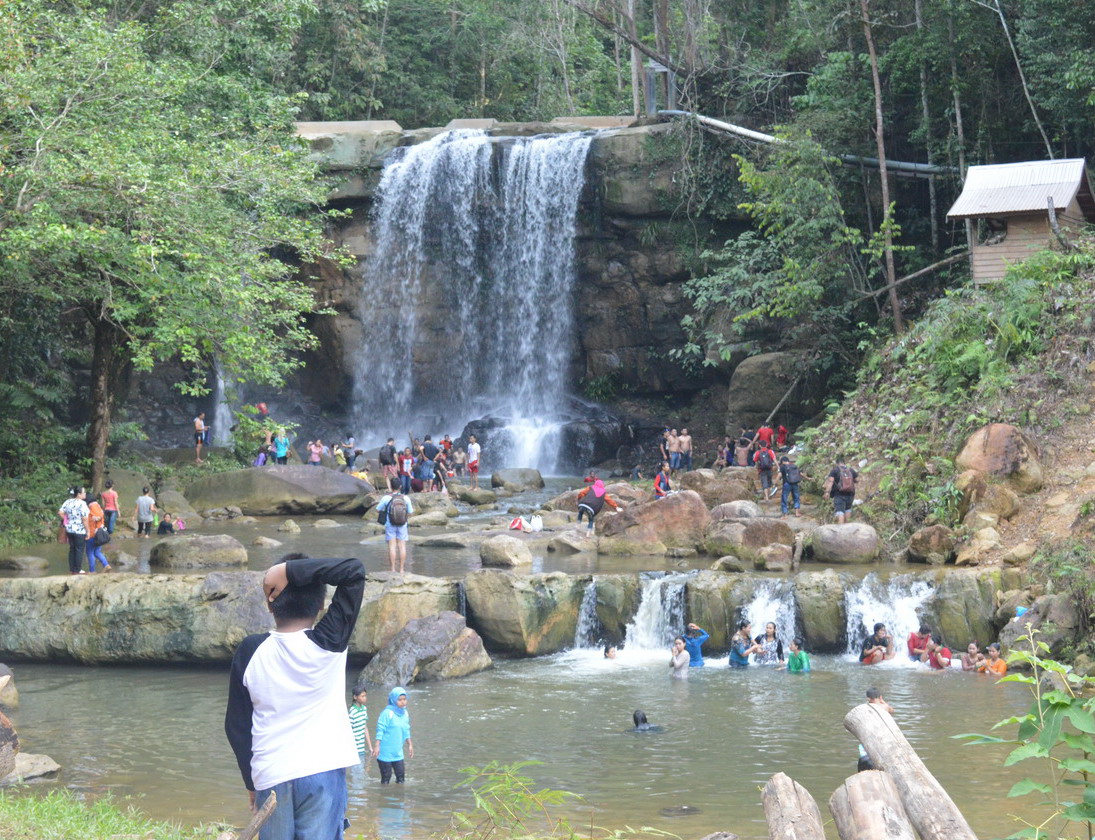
{"left": 742, "top": 579, "right": 798, "bottom": 647}
{"left": 573, "top": 579, "right": 600, "bottom": 648}
{"left": 843, "top": 573, "right": 934, "bottom": 657}
{"left": 351, "top": 129, "right": 593, "bottom": 471}
{"left": 623, "top": 572, "right": 695, "bottom": 652}
{"left": 211, "top": 361, "right": 233, "bottom": 447}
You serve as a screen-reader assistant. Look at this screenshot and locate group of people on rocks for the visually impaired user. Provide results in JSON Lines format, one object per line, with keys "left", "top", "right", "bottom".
{"left": 57, "top": 482, "right": 183, "bottom": 574}
{"left": 858, "top": 621, "right": 1007, "bottom": 675}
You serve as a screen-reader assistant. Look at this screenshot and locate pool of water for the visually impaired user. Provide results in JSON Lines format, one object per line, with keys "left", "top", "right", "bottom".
{"left": 6, "top": 652, "right": 1034, "bottom": 839}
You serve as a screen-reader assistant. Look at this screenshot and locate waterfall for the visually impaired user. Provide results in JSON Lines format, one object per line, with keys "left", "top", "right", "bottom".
{"left": 623, "top": 572, "right": 694, "bottom": 652}
{"left": 843, "top": 573, "right": 934, "bottom": 657}
{"left": 573, "top": 579, "right": 600, "bottom": 648}
{"left": 742, "top": 580, "right": 798, "bottom": 648}
{"left": 351, "top": 129, "right": 593, "bottom": 472}
{"left": 211, "top": 361, "right": 233, "bottom": 447}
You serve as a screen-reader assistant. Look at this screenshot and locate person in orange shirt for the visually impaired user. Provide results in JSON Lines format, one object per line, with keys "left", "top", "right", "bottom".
{"left": 977, "top": 642, "right": 1007, "bottom": 676}
{"left": 576, "top": 479, "right": 620, "bottom": 536}
{"left": 85, "top": 493, "right": 112, "bottom": 573}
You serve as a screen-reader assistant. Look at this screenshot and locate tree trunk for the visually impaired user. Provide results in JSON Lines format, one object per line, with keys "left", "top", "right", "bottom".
{"left": 860, "top": 0, "right": 904, "bottom": 332}
{"left": 87, "top": 313, "right": 119, "bottom": 494}
{"left": 627, "top": 0, "right": 643, "bottom": 116}
{"left": 762, "top": 772, "right": 826, "bottom": 840}
{"left": 947, "top": 2, "right": 974, "bottom": 265}
{"left": 843, "top": 704, "right": 978, "bottom": 840}
{"left": 914, "top": 0, "right": 939, "bottom": 256}
{"left": 828, "top": 770, "right": 917, "bottom": 840}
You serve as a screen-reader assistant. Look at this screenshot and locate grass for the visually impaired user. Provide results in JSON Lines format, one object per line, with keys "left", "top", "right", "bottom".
{"left": 0, "top": 790, "right": 225, "bottom": 840}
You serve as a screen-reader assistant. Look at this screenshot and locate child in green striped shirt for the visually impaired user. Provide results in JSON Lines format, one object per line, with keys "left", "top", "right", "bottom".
{"left": 349, "top": 684, "right": 374, "bottom": 762}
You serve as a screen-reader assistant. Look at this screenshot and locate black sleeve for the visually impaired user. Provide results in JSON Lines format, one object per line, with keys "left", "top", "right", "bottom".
{"left": 777, "top": 639, "right": 784, "bottom": 660}
{"left": 290, "top": 557, "right": 366, "bottom": 653}
{"left": 224, "top": 632, "right": 268, "bottom": 791}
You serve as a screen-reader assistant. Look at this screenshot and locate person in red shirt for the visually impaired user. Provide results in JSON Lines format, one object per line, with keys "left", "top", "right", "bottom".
{"left": 926, "top": 637, "right": 952, "bottom": 669}
{"left": 753, "top": 444, "right": 778, "bottom": 499}
{"left": 654, "top": 462, "right": 672, "bottom": 498}
{"left": 755, "top": 423, "right": 774, "bottom": 448}
{"left": 907, "top": 624, "right": 932, "bottom": 662}
{"left": 776, "top": 424, "right": 789, "bottom": 449}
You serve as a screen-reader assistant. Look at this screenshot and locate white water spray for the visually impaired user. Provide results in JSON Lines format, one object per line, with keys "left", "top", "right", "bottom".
{"left": 623, "top": 573, "right": 694, "bottom": 652}
{"left": 843, "top": 573, "right": 934, "bottom": 659}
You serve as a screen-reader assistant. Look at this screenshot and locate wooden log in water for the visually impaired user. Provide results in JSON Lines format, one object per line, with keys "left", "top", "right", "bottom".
{"left": 828, "top": 770, "right": 916, "bottom": 840}
{"left": 762, "top": 772, "right": 825, "bottom": 840}
{"left": 844, "top": 703, "right": 977, "bottom": 840}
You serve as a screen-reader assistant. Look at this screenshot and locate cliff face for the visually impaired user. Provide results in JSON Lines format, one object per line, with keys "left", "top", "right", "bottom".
{"left": 294, "top": 121, "right": 737, "bottom": 415}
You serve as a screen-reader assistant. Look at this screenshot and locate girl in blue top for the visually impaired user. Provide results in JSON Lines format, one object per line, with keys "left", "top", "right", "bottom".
{"left": 373, "top": 687, "right": 413, "bottom": 784}
{"left": 729, "top": 621, "right": 762, "bottom": 668}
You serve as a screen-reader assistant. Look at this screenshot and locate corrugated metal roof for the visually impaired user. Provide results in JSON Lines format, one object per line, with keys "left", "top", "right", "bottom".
{"left": 947, "top": 158, "right": 1094, "bottom": 219}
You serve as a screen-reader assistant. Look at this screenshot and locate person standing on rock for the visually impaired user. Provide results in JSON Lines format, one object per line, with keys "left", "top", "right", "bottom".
{"left": 467, "top": 435, "right": 481, "bottom": 490}
{"left": 225, "top": 554, "right": 365, "bottom": 838}
{"left": 575, "top": 479, "right": 620, "bottom": 537}
{"left": 194, "top": 412, "right": 208, "bottom": 464}
{"left": 273, "top": 429, "right": 290, "bottom": 465}
{"left": 134, "top": 487, "right": 157, "bottom": 539}
{"left": 667, "top": 429, "right": 681, "bottom": 472}
{"left": 398, "top": 447, "right": 414, "bottom": 495}
{"left": 100, "top": 479, "right": 120, "bottom": 534}
{"left": 373, "top": 687, "right": 413, "bottom": 784}
{"left": 307, "top": 440, "right": 324, "bottom": 467}
{"left": 678, "top": 428, "right": 693, "bottom": 472}
{"left": 379, "top": 438, "right": 398, "bottom": 491}
{"left": 59, "top": 487, "right": 90, "bottom": 575}
{"left": 753, "top": 442, "right": 778, "bottom": 499}
{"left": 452, "top": 446, "right": 467, "bottom": 479}
{"left": 377, "top": 491, "right": 413, "bottom": 576}
{"left": 823, "top": 456, "right": 857, "bottom": 523}
{"left": 778, "top": 456, "right": 806, "bottom": 516}
{"left": 755, "top": 422, "right": 774, "bottom": 451}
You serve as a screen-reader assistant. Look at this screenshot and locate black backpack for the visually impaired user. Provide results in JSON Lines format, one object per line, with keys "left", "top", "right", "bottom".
{"left": 784, "top": 463, "right": 801, "bottom": 484}
{"left": 757, "top": 449, "right": 774, "bottom": 469}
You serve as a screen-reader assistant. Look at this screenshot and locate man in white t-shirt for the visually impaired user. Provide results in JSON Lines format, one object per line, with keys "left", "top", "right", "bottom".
{"left": 467, "top": 435, "right": 482, "bottom": 489}
{"left": 225, "top": 554, "right": 365, "bottom": 840}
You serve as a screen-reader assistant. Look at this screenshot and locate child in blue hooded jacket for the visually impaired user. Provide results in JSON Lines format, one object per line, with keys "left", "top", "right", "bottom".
{"left": 373, "top": 687, "right": 413, "bottom": 784}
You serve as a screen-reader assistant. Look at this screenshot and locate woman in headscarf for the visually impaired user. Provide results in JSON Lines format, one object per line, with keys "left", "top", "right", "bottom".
{"left": 575, "top": 479, "right": 619, "bottom": 536}
{"left": 373, "top": 687, "right": 413, "bottom": 784}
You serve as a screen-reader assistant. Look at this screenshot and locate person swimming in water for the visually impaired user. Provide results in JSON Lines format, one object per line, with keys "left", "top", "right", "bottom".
{"left": 604, "top": 645, "right": 618, "bottom": 659}
{"left": 631, "top": 710, "right": 662, "bottom": 733}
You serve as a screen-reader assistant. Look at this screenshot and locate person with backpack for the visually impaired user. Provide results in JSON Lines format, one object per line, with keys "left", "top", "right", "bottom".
{"left": 376, "top": 491, "right": 414, "bottom": 575}
{"left": 575, "top": 479, "right": 620, "bottom": 537}
{"left": 753, "top": 443, "right": 778, "bottom": 499}
{"left": 378, "top": 437, "right": 398, "bottom": 491}
{"left": 778, "top": 455, "right": 807, "bottom": 516}
{"left": 823, "top": 456, "right": 858, "bottom": 523}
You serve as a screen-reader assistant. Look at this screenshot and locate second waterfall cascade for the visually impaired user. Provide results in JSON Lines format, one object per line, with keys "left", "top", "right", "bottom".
{"left": 352, "top": 129, "right": 593, "bottom": 472}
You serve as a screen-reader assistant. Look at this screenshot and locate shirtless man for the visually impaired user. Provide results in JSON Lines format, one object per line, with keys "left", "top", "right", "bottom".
{"left": 194, "top": 412, "right": 207, "bottom": 464}
{"left": 678, "top": 428, "right": 693, "bottom": 472}
{"left": 666, "top": 429, "right": 681, "bottom": 472}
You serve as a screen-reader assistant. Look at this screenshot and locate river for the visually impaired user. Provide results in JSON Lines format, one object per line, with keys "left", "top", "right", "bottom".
{"left": 8, "top": 651, "right": 1032, "bottom": 840}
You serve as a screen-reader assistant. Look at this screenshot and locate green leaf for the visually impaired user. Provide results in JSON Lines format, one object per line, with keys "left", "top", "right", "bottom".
{"left": 1005, "top": 742, "right": 1050, "bottom": 766}
{"left": 1008, "top": 778, "right": 1053, "bottom": 797}
{"left": 1065, "top": 707, "right": 1095, "bottom": 734}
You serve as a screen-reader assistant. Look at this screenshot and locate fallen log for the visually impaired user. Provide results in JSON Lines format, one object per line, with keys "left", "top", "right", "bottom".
{"left": 762, "top": 772, "right": 825, "bottom": 840}
{"left": 844, "top": 703, "right": 977, "bottom": 840}
{"left": 829, "top": 770, "right": 916, "bottom": 840}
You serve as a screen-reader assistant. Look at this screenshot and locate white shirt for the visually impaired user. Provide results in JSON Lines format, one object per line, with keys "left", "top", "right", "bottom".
{"left": 468, "top": 442, "right": 481, "bottom": 463}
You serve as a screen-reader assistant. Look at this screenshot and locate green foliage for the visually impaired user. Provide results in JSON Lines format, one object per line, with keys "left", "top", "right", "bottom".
{"left": 956, "top": 629, "right": 1095, "bottom": 840}
{"left": 230, "top": 405, "right": 299, "bottom": 463}
{"left": 799, "top": 242, "right": 1095, "bottom": 538}
{"left": 581, "top": 374, "right": 619, "bottom": 403}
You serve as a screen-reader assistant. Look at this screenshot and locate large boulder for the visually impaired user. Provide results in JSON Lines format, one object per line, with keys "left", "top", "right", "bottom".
{"left": 357, "top": 611, "right": 491, "bottom": 686}
{"left": 0, "top": 665, "right": 17, "bottom": 711}
{"left": 955, "top": 424, "right": 1044, "bottom": 494}
{"left": 591, "top": 574, "right": 642, "bottom": 643}
{"left": 454, "top": 487, "right": 498, "bottom": 505}
{"left": 907, "top": 525, "right": 957, "bottom": 565}
{"left": 710, "top": 501, "right": 762, "bottom": 522}
{"left": 954, "top": 527, "right": 1003, "bottom": 566}
{"left": 684, "top": 572, "right": 767, "bottom": 651}
{"left": 155, "top": 488, "right": 201, "bottom": 524}
{"left": 407, "top": 493, "right": 459, "bottom": 517}
{"left": 999, "top": 593, "right": 1082, "bottom": 658}
{"left": 101, "top": 467, "right": 152, "bottom": 514}
{"left": 809, "top": 524, "right": 880, "bottom": 564}
{"left": 149, "top": 534, "right": 248, "bottom": 569}
{"left": 408, "top": 510, "right": 450, "bottom": 528}
{"left": 543, "top": 482, "right": 646, "bottom": 512}
{"left": 725, "top": 351, "right": 821, "bottom": 428}
{"left": 490, "top": 469, "right": 545, "bottom": 492}
{"left": 676, "top": 470, "right": 754, "bottom": 508}
{"left": 351, "top": 575, "right": 461, "bottom": 655}
{"left": 480, "top": 534, "right": 533, "bottom": 567}
{"left": 923, "top": 568, "right": 1021, "bottom": 649}
{"left": 2, "top": 752, "right": 60, "bottom": 783}
{"left": 463, "top": 570, "right": 586, "bottom": 655}
{"left": 793, "top": 569, "right": 847, "bottom": 653}
{"left": 703, "top": 518, "right": 794, "bottom": 565}
{"left": 0, "top": 556, "right": 48, "bottom": 571}
{"left": 596, "top": 490, "right": 710, "bottom": 550}
{"left": 186, "top": 466, "right": 375, "bottom": 516}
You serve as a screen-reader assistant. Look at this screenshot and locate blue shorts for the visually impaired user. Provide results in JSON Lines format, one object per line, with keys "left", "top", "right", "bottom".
{"left": 832, "top": 494, "right": 854, "bottom": 514}
{"left": 385, "top": 523, "right": 409, "bottom": 541}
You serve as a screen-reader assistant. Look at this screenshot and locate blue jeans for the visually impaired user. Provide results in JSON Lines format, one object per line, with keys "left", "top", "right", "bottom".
{"left": 255, "top": 767, "right": 347, "bottom": 840}
{"left": 400, "top": 474, "right": 410, "bottom": 494}
{"left": 781, "top": 482, "right": 801, "bottom": 514}
{"left": 105, "top": 510, "right": 117, "bottom": 534}
{"left": 681, "top": 452, "right": 692, "bottom": 471}
{"left": 86, "top": 540, "right": 110, "bottom": 571}
{"left": 669, "top": 452, "right": 681, "bottom": 470}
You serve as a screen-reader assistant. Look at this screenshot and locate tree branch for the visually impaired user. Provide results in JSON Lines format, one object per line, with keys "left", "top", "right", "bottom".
{"left": 560, "top": 0, "right": 687, "bottom": 75}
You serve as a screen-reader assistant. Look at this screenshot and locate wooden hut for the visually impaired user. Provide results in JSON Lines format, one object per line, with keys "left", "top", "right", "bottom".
{"left": 946, "top": 158, "right": 1095, "bottom": 283}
